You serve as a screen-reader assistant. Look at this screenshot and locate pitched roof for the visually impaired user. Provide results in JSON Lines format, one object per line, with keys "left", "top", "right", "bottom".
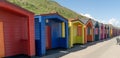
{"left": 91, "top": 19, "right": 97, "bottom": 26}
{"left": 108, "top": 24, "right": 113, "bottom": 28}
{"left": 104, "top": 24, "right": 109, "bottom": 28}
{"left": 0, "top": 0, "right": 34, "bottom": 16}
{"left": 36, "top": 12, "right": 68, "bottom": 21}
{"left": 79, "top": 18, "right": 89, "bottom": 24}
{"left": 69, "top": 18, "right": 84, "bottom": 24}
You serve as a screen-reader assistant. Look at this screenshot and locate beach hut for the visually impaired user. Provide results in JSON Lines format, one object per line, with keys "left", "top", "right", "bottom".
{"left": 99, "top": 23, "right": 102, "bottom": 40}
{"left": 112, "top": 27, "right": 115, "bottom": 37}
{"left": 119, "top": 29, "right": 120, "bottom": 36}
{"left": 104, "top": 24, "right": 108, "bottom": 39}
{"left": 35, "top": 13, "right": 69, "bottom": 56}
{"left": 79, "top": 18, "right": 94, "bottom": 42}
{"left": 100, "top": 23, "right": 105, "bottom": 40}
{"left": 109, "top": 24, "right": 113, "bottom": 38}
{"left": 113, "top": 27, "right": 116, "bottom": 37}
{"left": 0, "top": 0, "right": 35, "bottom": 57}
{"left": 105, "top": 24, "right": 109, "bottom": 39}
{"left": 69, "top": 18, "right": 85, "bottom": 48}
{"left": 103, "top": 24, "right": 107, "bottom": 39}
{"left": 113, "top": 27, "right": 117, "bottom": 37}
{"left": 92, "top": 20, "right": 100, "bottom": 41}
{"left": 115, "top": 28, "right": 117, "bottom": 36}
{"left": 116, "top": 27, "right": 120, "bottom": 36}
{"left": 117, "top": 28, "right": 120, "bottom": 36}
{"left": 108, "top": 24, "right": 111, "bottom": 38}
{"left": 116, "top": 28, "right": 117, "bottom": 36}
{"left": 118, "top": 29, "right": 120, "bottom": 36}
{"left": 106, "top": 24, "right": 110, "bottom": 38}
{"left": 116, "top": 28, "right": 119, "bottom": 36}
{"left": 86, "top": 19, "right": 94, "bottom": 41}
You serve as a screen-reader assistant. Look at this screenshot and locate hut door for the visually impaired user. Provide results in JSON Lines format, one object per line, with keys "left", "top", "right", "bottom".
{"left": 46, "top": 26, "right": 51, "bottom": 49}
{"left": 0, "top": 21, "right": 5, "bottom": 57}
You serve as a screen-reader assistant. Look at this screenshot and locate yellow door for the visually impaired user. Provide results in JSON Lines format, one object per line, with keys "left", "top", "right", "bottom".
{"left": 73, "top": 25, "right": 77, "bottom": 44}
{"left": 0, "top": 21, "right": 5, "bottom": 57}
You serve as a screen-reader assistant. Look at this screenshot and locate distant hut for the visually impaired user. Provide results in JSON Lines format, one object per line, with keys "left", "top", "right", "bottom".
{"left": 100, "top": 23, "right": 105, "bottom": 40}
{"left": 92, "top": 20, "right": 100, "bottom": 41}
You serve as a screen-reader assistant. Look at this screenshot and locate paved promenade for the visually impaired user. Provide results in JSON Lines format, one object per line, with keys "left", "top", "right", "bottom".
{"left": 61, "top": 36, "right": 120, "bottom": 58}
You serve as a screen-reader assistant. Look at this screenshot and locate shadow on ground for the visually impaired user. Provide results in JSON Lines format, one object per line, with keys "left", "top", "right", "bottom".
{"left": 6, "top": 36, "right": 119, "bottom": 58}
{"left": 39, "top": 37, "right": 118, "bottom": 58}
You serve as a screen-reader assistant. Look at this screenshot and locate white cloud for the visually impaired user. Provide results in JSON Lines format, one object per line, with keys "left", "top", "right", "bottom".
{"left": 99, "top": 20, "right": 106, "bottom": 23}
{"left": 81, "top": 13, "right": 100, "bottom": 22}
{"left": 108, "top": 18, "right": 120, "bottom": 27}
{"left": 84, "top": 14, "right": 94, "bottom": 19}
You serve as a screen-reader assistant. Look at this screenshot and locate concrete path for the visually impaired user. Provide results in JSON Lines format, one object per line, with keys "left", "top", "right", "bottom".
{"left": 60, "top": 36, "right": 120, "bottom": 58}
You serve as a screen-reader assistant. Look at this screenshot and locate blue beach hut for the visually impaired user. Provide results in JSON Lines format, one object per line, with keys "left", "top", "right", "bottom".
{"left": 92, "top": 20, "right": 100, "bottom": 41}
{"left": 34, "top": 13, "right": 69, "bottom": 56}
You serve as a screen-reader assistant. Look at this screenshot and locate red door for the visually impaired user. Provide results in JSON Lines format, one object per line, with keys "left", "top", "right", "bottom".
{"left": 0, "top": 21, "right": 5, "bottom": 57}
{"left": 46, "top": 26, "right": 51, "bottom": 49}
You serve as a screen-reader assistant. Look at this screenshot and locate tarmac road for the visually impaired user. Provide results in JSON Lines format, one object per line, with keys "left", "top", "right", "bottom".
{"left": 61, "top": 36, "right": 120, "bottom": 58}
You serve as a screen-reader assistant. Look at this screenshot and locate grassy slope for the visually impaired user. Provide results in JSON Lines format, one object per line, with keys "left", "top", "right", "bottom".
{"left": 7, "top": 0, "right": 85, "bottom": 19}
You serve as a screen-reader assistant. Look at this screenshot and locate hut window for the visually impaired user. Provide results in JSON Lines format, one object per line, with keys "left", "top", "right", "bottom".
{"left": 88, "top": 27, "right": 91, "bottom": 35}
{"left": 77, "top": 25, "right": 82, "bottom": 36}
{"left": 95, "top": 28, "right": 98, "bottom": 34}
{"left": 62, "top": 22, "right": 65, "bottom": 37}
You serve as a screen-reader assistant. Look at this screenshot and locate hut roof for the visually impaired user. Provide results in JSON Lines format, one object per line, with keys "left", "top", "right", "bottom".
{"left": 91, "top": 19, "right": 97, "bottom": 26}
{"left": 79, "top": 18, "right": 89, "bottom": 24}
{"left": 36, "top": 12, "right": 68, "bottom": 21}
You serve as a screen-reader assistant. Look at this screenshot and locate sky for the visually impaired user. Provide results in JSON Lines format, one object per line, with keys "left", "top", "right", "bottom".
{"left": 54, "top": 0, "right": 120, "bottom": 27}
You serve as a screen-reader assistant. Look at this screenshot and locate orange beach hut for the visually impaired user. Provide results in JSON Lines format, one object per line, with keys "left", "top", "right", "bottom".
{"left": 79, "top": 18, "right": 94, "bottom": 42}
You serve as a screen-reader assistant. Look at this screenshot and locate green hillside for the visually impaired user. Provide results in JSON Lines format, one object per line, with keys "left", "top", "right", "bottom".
{"left": 7, "top": 0, "right": 85, "bottom": 19}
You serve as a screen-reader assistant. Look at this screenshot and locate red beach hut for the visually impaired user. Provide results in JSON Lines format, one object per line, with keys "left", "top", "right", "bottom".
{"left": 0, "top": 0, "right": 35, "bottom": 57}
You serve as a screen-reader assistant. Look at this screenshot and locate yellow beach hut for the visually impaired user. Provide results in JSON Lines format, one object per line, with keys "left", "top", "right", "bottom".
{"left": 69, "top": 18, "right": 85, "bottom": 48}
